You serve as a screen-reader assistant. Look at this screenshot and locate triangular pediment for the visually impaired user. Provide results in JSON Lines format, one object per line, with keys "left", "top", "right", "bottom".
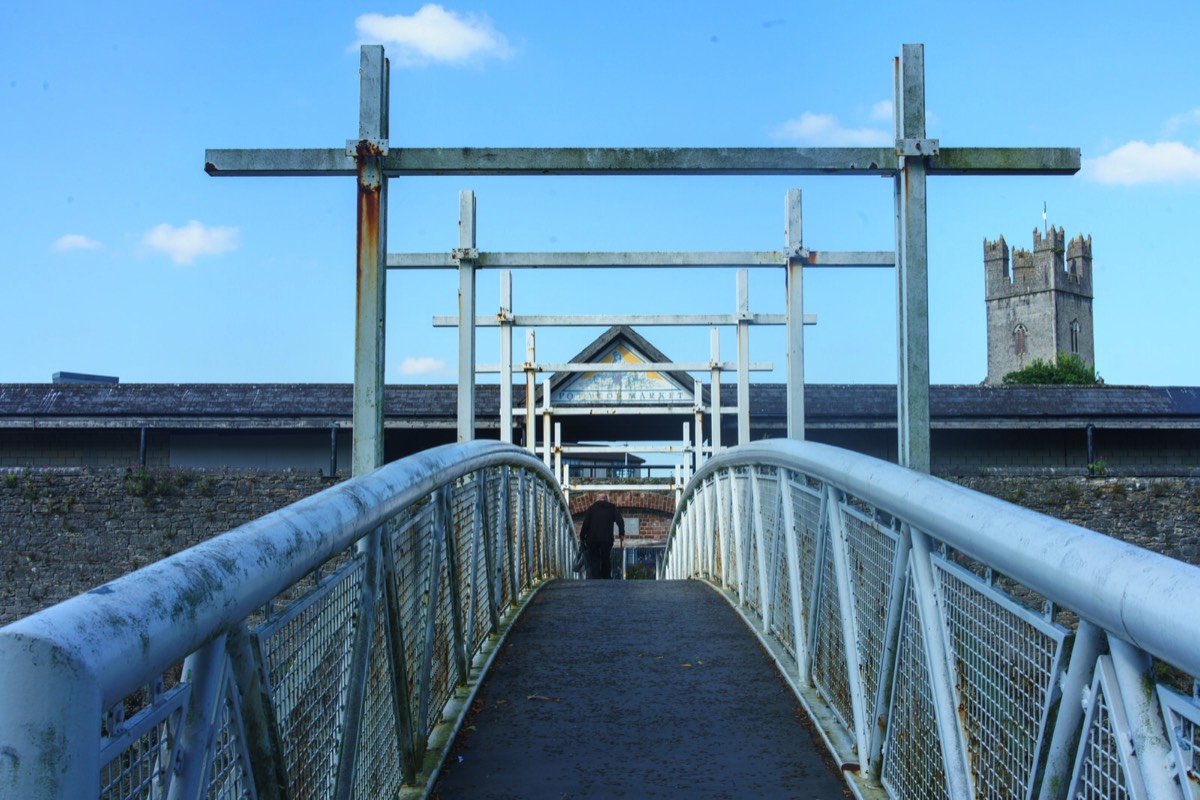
{"left": 549, "top": 327, "right": 695, "bottom": 406}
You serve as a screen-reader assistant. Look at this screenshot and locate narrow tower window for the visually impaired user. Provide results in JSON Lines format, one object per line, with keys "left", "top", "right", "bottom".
{"left": 1014, "top": 324, "right": 1027, "bottom": 356}
{"left": 1070, "top": 319, "right": 1080, "bottom": 354}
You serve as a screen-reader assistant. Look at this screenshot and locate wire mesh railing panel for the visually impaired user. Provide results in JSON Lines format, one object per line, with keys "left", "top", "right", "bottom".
{"left": 1069, "top": 662, "right": 1136, "bottom": 800}
{"left": 350, "top": 588, "right": 402, "bottom": 800}
{"left": 391, "top": 509, "right": 433, "bottom": 707}
{"left": 811, "top": 518, "right": 853, "bottom": 732}
{"left": 714, "top": 473, "right": 731, "bottom": 582}
{"left": 769, "top": 524, "right": 796, "bottom": 656}
{"left": 206, "top": 672, "right": 254, "bottom": 800}
{"left": 841, "top": 504, "right": 899, "bottom": 722}
{"left": 425, "top": 546, "right": 457, "bottom": 740}
{"left": 254, "top": 558, "right": 364, "bottom": 800}
{"left": 882, "top": 575, "right": 950, "bottom": 800}
{"left": 935, "top": 557, "right": 1067, "bottom": 800}
{"left": 734, "top": 469, "right": 756, "bottom": 608}
{"left": 787, "top": 474, "right": 822, "bottom": 633}
{"left": 99, "top": 681, "right": 189, "bottom": 800}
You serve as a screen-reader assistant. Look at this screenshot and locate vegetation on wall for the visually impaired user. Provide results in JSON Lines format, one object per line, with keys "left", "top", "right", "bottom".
{"left": 1003, "top": 354, "right": 1100, "bottom": 385}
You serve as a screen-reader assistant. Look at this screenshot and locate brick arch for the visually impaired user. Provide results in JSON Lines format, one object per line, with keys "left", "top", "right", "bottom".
{"left": 570, "top": 490, "right": 676, "bottom": 517}
{"left": 571, "top": 490, "right": 677, "bottom": 542}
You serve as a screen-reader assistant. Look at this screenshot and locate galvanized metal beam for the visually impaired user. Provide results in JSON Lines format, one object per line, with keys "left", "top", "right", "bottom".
{"left": 433, "top": 313, "right": 810, "bottom": 327}
{"left": 475, "top": 360, "right": 773, "bottom": 373}
{"left": 205, "top": 145, "right": 1077, "bottom": 177}
{"left": 389, "top": 250, "right": 894, "bottom": 269}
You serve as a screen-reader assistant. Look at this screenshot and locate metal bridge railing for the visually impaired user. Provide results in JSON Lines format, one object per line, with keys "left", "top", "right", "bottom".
{"left": 0, "top": 441, "right": 574, "bottom": 800}
{"left": 662, "top": 440, "right": 1200, "bottom": 800}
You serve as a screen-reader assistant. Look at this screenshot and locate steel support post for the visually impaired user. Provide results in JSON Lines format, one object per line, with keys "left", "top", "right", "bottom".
{"left": 499, "top": 271, "right": 513, "bottom": 443}
{"left": 341, "top": 45, "right": 389, "bottom": 800}
{"left": 352, "top": 45, "right": 389, "bottom": 477}
{"left": 894, "top": 43, "right": 932, "bottom": 472}
{"left": 554, "top": 422, "right": 563, "bottom": 484}
{"left": 710, "top": 328, "right": 723, "bottom": 451}
{"left": 524, "top": 332, "right": 536, "bottom": 453}
{"left": 457, "top": 190, "right": 477, "bottom": 443}
{"left": 226, "top": 625, "right": 289, "bottom": 800}
{"left": 167, "top": 635, "right": 228, "bottom": 800}
{"left": 785, "top": 188, "right": 805, "bottom": 440}
{"left": 542, "top": 377, "right": 552, "bottom": 468}
{"left": 717, "top": 471, "right": 731, "bottom": 587}
{"left": 1037, "top": 619, "right": 1103, "bottom": 800}
{"left": 736, "top": 270, "right": 751, "bottom": 446}
{"left": 694, "top": 378, "right": 704, "bottom": 473}
{"left": 682, "top": 421, "right": 692, "bottom": 485}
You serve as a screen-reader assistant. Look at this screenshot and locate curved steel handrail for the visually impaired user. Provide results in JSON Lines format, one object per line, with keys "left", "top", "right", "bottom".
{"left": 0, "top": 440, "right": 572, "bottom": 800}
{"left": 662, "top": 439, "right": 1200, "bottom": 800}
{"left": 665, "top": 439, "right": 1200, "bottom": 677}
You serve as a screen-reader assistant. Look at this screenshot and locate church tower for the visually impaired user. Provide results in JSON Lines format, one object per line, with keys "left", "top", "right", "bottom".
{"left": 983, "top": 227, "right": 1094, "bottom": 384}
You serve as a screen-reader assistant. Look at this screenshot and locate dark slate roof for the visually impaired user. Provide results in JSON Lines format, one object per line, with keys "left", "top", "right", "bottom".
{"left": 2, "top": 383, "right": 1198, "bottom": 430}
{"left": 748, "top": 384, "right": 1200, "bottom": 428}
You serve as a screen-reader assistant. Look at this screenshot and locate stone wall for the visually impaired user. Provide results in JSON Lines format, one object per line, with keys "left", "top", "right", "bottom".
{"left": 0, "top": 467, "right": 339, "bottom": 625}
{"left": 2, "top": 469, "right": 1198, "bottom": 626}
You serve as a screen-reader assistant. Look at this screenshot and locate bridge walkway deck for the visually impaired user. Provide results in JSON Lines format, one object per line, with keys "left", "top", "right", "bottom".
{"left": 432, "top": 580, "right": 850, "bottom": 799}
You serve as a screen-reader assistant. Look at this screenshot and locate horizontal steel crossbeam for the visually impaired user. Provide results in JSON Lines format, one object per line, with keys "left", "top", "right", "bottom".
{"left": 205, "top": 145, "right": 1079, "bottom": 178}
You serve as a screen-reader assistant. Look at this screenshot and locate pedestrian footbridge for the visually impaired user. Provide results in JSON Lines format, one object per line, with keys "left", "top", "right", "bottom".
{"left": 2, "top": 440, "right": 1199, "bottom": 799}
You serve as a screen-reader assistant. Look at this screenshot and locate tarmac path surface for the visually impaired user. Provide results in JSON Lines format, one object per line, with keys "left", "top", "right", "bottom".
{"left": 432, "top": 580, "right": 851, "bottom": 799}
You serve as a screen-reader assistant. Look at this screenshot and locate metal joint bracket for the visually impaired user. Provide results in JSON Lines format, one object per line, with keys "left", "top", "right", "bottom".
{"left": 346, "top": 138, "right": 390, "bottom": 158}
{"left": 453, "top": 247, "right": 480, "bottom": 262}
{"left": 788, "top": 246, "right": 810, "bottom": 261}
{"left": 896, "top": 138, "right": 939, "bottom": 157}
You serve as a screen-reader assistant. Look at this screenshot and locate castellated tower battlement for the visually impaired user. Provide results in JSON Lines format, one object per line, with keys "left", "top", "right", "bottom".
{"left": 984, "top": 227, "right": 1092, "bottom": 301}
{"left": 983, "top": 227, "right": 1095, "bottom": 384}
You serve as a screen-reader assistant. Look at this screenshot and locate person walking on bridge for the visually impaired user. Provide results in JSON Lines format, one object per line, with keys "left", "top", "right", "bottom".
{"left": 579, "top": 492, "right": 625, "bottom": 579}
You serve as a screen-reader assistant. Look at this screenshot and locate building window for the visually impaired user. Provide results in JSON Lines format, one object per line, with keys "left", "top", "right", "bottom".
{"left": 1070, "top": 319, "right": 1080, "bottom": 354}
{"left": 1014, "top": 324, "right": 1027, "bottom": 356}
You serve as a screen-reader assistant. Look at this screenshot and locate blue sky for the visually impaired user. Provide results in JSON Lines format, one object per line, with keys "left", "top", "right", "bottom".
{"left": 4, "top": 1, "right": 1198, "bottom": 388}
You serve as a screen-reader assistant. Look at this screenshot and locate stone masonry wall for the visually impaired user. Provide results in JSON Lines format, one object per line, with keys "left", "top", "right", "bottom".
{"left": 1, "top": 470, "right": 1198, "bottom": 626}
{"left": 0, "top": 467, "right": 340, "bottom": 625}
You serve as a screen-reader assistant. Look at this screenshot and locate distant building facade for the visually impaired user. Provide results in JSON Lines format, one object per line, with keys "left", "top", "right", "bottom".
{"left": 984, "top": 227, "right": 1094, "bottom": 384}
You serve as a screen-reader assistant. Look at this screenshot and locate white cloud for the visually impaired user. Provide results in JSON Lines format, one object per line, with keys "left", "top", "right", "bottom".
{"left": 1164, "top": 108, "right": 1200, "bottom": 135}
{"left": 869, "top": 100, "right": 893, "bottom": 123}
{"left": 354, "top": 5, "right": 513, "bottom": 67}
{"left": 769, "top": 111, "right": 889, "bottom": 146}
{"left": 141, "top": 220, "right": 238, "bottom": 265}
{"left": 397, "top": 356, "right": 449, "bottom": 376}
{"left": 1084, "top": 141, "right": 1200, "bottom": 185}
{"left": 51, "top": 234, "right": 101, "bottom": 253}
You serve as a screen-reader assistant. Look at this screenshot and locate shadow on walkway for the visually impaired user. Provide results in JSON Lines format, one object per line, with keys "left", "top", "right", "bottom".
{"left": 433, "top": 580, "right": 850, "bottom": 799}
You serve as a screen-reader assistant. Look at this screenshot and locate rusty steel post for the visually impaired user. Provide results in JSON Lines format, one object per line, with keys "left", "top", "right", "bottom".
{"left": 352, "top": 46, "right": 388, "bottom": 477}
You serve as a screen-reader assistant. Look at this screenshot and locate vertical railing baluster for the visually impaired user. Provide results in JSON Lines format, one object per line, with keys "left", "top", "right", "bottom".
{"left": 825, "top": 486, "right": 871, "bottom": 765}
{"left": 907, "top": 525, "right": 973, "bottom": 800}
{"left": 778, "top": 473, "right": 810, "bottom": 684}
{"left": 751, "top": 470, "right": 771, "bottom": 629}
{"left": 227, "top": 624, "right": 289, "bottom": 800}
{"left": 167, "top": 635, "right": 227, "bottom": 800}
{"left": 866, "top": 518, "right": 910, "bottom": 779}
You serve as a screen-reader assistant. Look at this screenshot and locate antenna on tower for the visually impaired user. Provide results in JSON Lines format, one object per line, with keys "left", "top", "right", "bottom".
{"left": 1043, "top": 201, "right": 1047, "bottom": 234}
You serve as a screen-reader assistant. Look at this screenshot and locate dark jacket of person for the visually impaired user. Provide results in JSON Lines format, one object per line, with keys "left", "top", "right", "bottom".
{"left": 580, "top": 499, "right": 625, "bottom": 548}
